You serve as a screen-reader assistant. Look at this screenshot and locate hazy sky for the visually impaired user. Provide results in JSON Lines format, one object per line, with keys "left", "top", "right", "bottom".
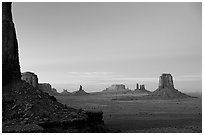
{"left": 12, "top": 2, "right": 202, "bottom": 93}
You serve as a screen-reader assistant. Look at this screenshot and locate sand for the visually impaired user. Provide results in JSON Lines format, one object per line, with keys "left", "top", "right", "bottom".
{"left": 56, "top": 94, "right": 202, "bottom": 133}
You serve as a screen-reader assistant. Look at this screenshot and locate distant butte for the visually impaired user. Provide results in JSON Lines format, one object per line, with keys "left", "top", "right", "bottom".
{"left": 147, "top": 73, "right": 192, "bottom": 99}
{"left": 134, "top": 83, "right": 151, "bottom": 94}
{"left": 102, "top": 84, "right": 132, "bottom": 95}
{"left": 72, "top": 85, "right": 89, "bottom": 95}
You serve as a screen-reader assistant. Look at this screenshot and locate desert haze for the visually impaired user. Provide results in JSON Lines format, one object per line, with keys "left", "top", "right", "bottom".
{"left": 2, "top": 2, "right": 201, "bottom": 133}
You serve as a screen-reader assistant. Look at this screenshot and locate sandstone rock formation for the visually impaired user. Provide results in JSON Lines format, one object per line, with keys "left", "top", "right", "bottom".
{"left": 2, "top": 2, "right": 21, "bottom": 85}
{"left": 149, "top": 73, "right": 191, "bottom": 99}
{"left": 109, "top": 84, "right": 126, "bottom": 90}
{"left": 21, "top": 72, "right": 38, "bottom": 88}
{"left": 102, "top": 84, "right": 132, "bottom": 95}
{"left": 79, "top": 85, "right": 83, "bottom": 90}
{"left": 3, "top": 81, "right": 104, "bottom": 132}
{"left": 38, "top": 83, "right": 51, "bottom": 92}
{"left": 60, "top": 89, "right": 72, "bottom": 95}
{"left": 73, "top": 85, "right": 88, "bottom": 95}
{"left": 134, "top": 83, "right": 151, "bottom": 94}
{"left": 136, "top": 83, "right": 139, "bottom": 90}
{"left": 139, "top": 84, "right": 145, "bottom": 90}
{"left": 51, "top": 88, "right": 58, "bottom": 95}
{"left": 38, "top": 83, "right": 59, "bottom": 96}
{"left": 159, "top": 73, "right": 174, "bottom": 89}
{"left": 21, "top": 72, "right": 59, "bottom": 96}
{"left": 2, "top": 3, "right": 105, "bottom": 132}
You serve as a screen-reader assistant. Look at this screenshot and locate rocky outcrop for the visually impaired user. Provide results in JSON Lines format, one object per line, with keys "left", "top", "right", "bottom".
{"left": 135, "top": 83, "right": 146, "bottom": 90}
{"left": 2, "top": 2, "right": 21, "bottom": 85}
{"left": 21, "top": 72, "right": 38, "bottom": 88}
{"left": 38, "top": 83, "right": 51, "bottom": 92}
{"left": 79, "top": 85, "right": 83, "bottom": 90}
{"left": 139, "top": 84, "right": 145, "bottom": 90}
{"left": 73, "top": 85, "right": 88, "bottom": 96}
{"left": 60, "top": 89, "right": 72, "bottom": 95}
{"left": 102, "top": 84, "right": 132, "bottom": 95}
{"left": 2, "top": 3, "right": 105, "bottom": 132}
{"left": 38, "top": 83, "right": 59, "bottom": 96}
{"left": 109, "top": 84, "right": 126, "bottom": 90}
{"left": 51, "top": 88, "right": 59, "bottom": 95}
{"left": 136, "top": 83, "right": 139, "bottom": 90}
{"left": 134, "top": 83, "right": 151, "bottom": 94}
{"left": 148, "top": 73, "right": 191, "bottom": 99}
{"left": 159, "top": 73, "right": 174, "bottom": 89}
{"left": 21, "top": 72, "right": 59, "bottom": 96}
{"left": 2, "top": 81, "right": 104, "bottom": 132}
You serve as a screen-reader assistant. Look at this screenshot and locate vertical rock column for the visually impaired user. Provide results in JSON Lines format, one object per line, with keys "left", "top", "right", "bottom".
{"left": 2, "top": 2, "right": 21, "bottom": 85}
{"left": 136, "top": 83, "right": 139, "bottom": 89}
{"left": 139, "top": 84, "right": 145, "bottom": 90}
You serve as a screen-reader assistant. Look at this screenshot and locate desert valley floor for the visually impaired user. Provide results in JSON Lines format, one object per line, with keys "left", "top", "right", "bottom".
{"left": 56, "top": 94, "right": 202, "bottom": 133}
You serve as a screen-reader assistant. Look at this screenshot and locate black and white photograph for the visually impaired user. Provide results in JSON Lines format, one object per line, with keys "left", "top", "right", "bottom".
{"left": 2, "top": 2, "right": 202, "bottom": 133}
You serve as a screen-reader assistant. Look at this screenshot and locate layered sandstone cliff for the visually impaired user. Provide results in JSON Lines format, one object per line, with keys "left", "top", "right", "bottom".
{"left": 2, "top": 2, "right": 21, "bottom": 85}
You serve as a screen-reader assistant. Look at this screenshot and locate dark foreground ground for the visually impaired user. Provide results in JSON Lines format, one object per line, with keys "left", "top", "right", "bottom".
{"left": 2, "top": 82, "right": 108, "bottom": 133}
{"left": 56, "top": 94, "right": 202, "bottom": 133}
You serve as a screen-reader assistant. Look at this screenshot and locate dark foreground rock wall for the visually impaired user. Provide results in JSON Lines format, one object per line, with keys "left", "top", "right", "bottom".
{"left": 2, "top": 2, "right": 107, "bottom": 132}
{"left": 2, "top": 2, "right": 21, "bottom": 85}
{"left": 2, "top": 81, "right": 105, "bottom": 133}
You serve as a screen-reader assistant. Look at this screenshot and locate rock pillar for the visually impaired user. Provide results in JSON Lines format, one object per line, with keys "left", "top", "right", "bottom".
{"left": 2, "top": 2, "right": 21, "bottom": 85}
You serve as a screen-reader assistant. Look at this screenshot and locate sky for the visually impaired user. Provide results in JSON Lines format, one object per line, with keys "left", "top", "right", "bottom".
{"left": 12, "top": 2, "right": 202, "bottom": 93}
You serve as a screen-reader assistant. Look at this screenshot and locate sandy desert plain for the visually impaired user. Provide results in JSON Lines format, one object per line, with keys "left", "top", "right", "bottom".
{"left": 56, "top": 93, "right": 202, "bottom": 133}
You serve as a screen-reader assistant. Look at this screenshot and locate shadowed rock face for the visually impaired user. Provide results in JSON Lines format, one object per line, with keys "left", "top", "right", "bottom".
{"left": 2, "top": 2, "right": 21, "bottom": 85}
{"left": 139, "top": 84, "right": 145, "bottom": 90}
{"left": 73, "top": 85, "right": 88, "bottom": 95}
{"left": 2, "top": 3, "right": 105, "bottom": 132}
{"left": 79, "top": 85, "right": 83, "bottom": 90}
{"left": 38, "top": 83, "right": 52, "bottom": 94}
{"left": 134, "top": 83, "right": 151, "bottom": 94}
{"left": 149, "top": 73, "right": 191, "bottom": 99}
{"left": 21, "top": 72, "right": 38, "bottom": 88}
{"left": 38, "top": 83, "right": 60, "bottom": 96}
{"left": 136, "top": 83, "right": 139, "bottom": 89}
{"left": 159, "top": 74, "right": 174, "bottom": 89}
